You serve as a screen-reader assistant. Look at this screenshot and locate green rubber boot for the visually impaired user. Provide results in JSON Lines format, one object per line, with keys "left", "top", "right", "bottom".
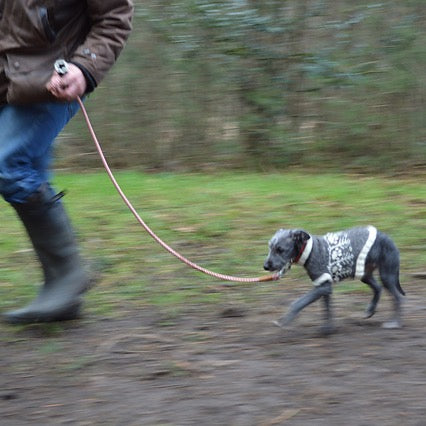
{"left": 3, "top": 184, "right": 91, "bottom": 324}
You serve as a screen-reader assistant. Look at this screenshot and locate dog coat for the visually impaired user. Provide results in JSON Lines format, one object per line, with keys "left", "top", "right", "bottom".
{"left": 297, "top": 225, "right": 377, "bottom": 286}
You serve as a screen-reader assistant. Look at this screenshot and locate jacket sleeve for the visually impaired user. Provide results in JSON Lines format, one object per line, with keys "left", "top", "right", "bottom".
{"left": 70, "top": 0, "right": 134, "bottom": 88}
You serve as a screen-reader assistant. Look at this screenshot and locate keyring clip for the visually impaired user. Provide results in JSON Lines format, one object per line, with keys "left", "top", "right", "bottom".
{"left": 54, "top": 59, "right": 69, "bottom": 76}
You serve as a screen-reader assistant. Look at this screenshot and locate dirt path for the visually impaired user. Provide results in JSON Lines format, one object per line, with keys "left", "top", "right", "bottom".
{"left": 1, "top": 280, "right": 426, "bottom": 426}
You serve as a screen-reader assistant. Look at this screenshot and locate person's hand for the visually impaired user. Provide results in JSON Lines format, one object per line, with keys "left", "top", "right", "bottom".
{"left": 46, "top": 63, "right": 87, "bottom": 101}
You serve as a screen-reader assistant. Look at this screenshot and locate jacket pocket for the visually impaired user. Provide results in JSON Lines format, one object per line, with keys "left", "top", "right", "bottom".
{"left": 2, "top": 4, "right": 57, "bottom": 49}
{"left": 4, "top": 51, "right": 64, "bottom": 104}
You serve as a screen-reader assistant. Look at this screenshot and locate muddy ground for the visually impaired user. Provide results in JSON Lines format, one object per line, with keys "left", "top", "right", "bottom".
{"left": 1, "top": 278, "right": 426, "bottom": 426}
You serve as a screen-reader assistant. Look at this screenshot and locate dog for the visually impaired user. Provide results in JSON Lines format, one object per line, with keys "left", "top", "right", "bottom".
{"left": 263, "top": 226, "right": 405, "bottom": 334}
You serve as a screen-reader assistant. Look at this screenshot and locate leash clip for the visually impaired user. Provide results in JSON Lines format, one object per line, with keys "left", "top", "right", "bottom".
{"left": 54, "top": 59, "right": 69, "bottom": 76}
{"left": 278, "top": 262, "right": 291, "bottom": 278}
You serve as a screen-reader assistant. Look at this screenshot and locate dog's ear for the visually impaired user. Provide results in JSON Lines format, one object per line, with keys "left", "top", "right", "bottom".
{"left": 291, "top": 229, "right": 310, "bottom": 245}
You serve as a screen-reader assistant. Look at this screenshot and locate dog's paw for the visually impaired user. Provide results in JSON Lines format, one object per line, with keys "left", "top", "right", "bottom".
{"left": 319, "top": 323, "right": 336, "bottom": 336}
{"left": 382, "top": 320, "right": 402, "bottom": 329}
{"left": 364, "top": 306, "right": 376, "bottom": 319}
{"left": 272, "top": 319, "right": 286, "bottom": 329}
{"left": 364, "top": 300, "right": 380, "bottom": 319}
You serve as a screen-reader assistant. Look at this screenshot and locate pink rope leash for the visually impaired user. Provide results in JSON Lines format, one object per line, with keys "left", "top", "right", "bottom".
{"left": 77, "top": 97, "right": 279, "bottom": 283}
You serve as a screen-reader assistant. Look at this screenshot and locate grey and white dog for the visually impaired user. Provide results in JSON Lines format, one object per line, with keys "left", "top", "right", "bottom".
{"left": 264, "top": 226, "right": 405, "bottom": 333}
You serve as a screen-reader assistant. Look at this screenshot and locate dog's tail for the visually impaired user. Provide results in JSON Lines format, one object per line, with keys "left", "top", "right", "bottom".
{"left": 396, "top": 280, "right": 406, "bottom": 296}
{"left": 379, "top": 232, "right": 405, "bottom": 296}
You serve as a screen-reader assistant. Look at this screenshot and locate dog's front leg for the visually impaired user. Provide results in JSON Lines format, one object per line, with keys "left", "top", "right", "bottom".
{"left": 320, "top": 285, "right": 335, "bottom": 335}
{"left": 274, "top": 282, "right": 332, "bottom": 328}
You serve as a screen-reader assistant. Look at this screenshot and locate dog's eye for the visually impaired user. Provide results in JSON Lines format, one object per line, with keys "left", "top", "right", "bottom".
{"left": 276, "top": 247, "right": 284, "bottom": 255}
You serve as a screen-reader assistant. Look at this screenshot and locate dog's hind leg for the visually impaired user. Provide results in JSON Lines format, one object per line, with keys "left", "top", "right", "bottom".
{"left": 374, "top": 234, "right": 405, "bottom": 328}
{"left": 380, "top": 270, "right": 404, "bottom": 329}
{"left": 361, "top": 273, "right": 382, "bottom": 319}
{"left": 273, "top": 282, "right": 332, "bottom": 329}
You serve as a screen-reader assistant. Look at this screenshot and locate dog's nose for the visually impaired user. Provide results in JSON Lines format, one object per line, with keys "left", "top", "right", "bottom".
{"left": 263, "top": 261, "right": 270, "bottom": 271}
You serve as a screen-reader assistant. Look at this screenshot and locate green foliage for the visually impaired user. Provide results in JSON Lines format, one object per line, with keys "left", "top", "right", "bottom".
{"left": 56, "top": 0, "right": 425, "bottom": 172}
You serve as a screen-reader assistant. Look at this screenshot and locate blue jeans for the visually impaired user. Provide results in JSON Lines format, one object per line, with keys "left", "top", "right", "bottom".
{"left": 0, "top": 101, "right": 80, "bottom": 203}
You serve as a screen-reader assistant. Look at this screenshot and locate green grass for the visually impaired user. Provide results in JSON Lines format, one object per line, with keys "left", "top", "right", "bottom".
{"left": 0, "top": 171, "right": 424, "bottom": 319}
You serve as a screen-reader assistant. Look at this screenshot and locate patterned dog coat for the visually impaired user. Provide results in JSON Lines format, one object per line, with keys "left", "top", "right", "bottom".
{"left": 296, "top": 226, "right": 378, "bottom": 286}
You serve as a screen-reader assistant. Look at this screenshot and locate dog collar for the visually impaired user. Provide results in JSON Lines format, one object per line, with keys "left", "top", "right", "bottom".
{"left": 294, "top": 236, "right": 313, "bottom": 266}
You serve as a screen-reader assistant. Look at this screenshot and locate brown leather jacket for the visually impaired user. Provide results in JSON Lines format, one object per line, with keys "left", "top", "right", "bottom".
{"left": 0, "top": 0, "right": 133, "bottom": 105}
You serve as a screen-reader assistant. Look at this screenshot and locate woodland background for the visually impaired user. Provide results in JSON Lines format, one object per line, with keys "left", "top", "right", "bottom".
{"left": 58, "top": 0, "right": 426, "bottom": 173}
